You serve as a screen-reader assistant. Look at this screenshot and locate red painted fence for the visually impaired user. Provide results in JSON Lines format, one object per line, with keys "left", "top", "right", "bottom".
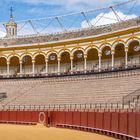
{"left": 50, "top": 111, "right": 140, "bottom": 139}
{"left": 0, "top": 110, "right": 139, "bottom": 139}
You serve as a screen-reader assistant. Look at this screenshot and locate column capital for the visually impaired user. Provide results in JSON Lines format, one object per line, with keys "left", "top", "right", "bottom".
{"left": 111, "top": 50, "right": 115, "bottom": 55}
{"left": 70, "top": 55, "right": 74, "bottom": 60}
{"left": 7, "top": 61, "right": 10, "bottom": 65}
{"left": 32, "top": 59, "right": 35, "bottom": 63}
{"left": 57, "top": 57, "right": 61, "bottom": 61}
{"left": 84, "top": 54, "right": 87, "bottom": 59}
{"left": 98, "top": 53, "right": 102, "bottom": 57}
{"left": 19, "top": 60, "right": 22, "bottom": 64}
{"left": 125, "top": 47, "right": 128, "bottom": 52}
{"left": 45, "top": 58, "right": 48, "bottom": 62}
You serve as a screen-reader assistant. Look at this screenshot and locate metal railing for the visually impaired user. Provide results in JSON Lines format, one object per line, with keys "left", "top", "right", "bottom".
{"left": 0, "top": 102, "right": 126, "bottom": 111}
{"left": 123, "top": 89, "right": 140, "bottom": 105}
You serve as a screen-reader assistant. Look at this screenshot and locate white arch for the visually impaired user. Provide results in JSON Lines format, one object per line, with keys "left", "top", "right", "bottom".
{"left": 8, "top": 55, "right": 20, "bottom": 62}
{"left": 58, "top": 50, "right": 71, "bottom": 58}
{"left": 99, "top": 44, "right": 112, "bottom": 52}
{"left": 71, "top": 48, "right": 85, "bottom": 56}
{"left": 20, "top": 53, "right": 33, "bottom": 61}
{"left": 112, "top": 41, "right": 125, "bottom": 50}
{"left": 126, "top": 38, "right": 140, "bottom": 48}
{"left": 46, "top": 51, "right": 58, "bottom": 59}
{"left": 85, "top": 46, "right": 99, "bottom": 54}
{"left": 33, "top": 53, "right": 46, "bottom": 60}
{"left": 0, "top": 56, "right": 8, "bottom": 61}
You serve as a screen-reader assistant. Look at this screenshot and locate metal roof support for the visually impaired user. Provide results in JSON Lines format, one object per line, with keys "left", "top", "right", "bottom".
{"left": 109, "top": 6, "right": 122, "bottom": 22}
{"left": 81, "top": 12, "right": 93, "bottom": 28}
{"left": 55, "top": 17, "right": 67, "bottom": 32}
{"left": 28, "top": 20, "right": 39, "bottom": 34}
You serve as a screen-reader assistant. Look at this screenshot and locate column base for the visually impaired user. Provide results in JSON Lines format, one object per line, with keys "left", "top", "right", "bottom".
{"left": 20, "top": 74, "right": 23, "bottom": 77}
{"left": 125, "top": 66, "right": 128, "bottom": 69}
{"left": 70, "top": 71, "right": 73, "bottom": 75}
{"left": 84, "top": 70, "right": 87, "bottom": 74}
{"left": 112, "top": 67, "right": 114, "bottom": 71}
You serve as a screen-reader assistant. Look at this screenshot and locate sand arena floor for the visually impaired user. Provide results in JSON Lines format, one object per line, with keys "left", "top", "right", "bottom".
{"left": 0, "top": 124, "right": 116, "bottom": 140}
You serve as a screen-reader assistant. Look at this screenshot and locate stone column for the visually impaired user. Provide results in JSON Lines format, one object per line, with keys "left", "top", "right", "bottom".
{"left": 45, "top": 59, "right": 48, "bottom": 75}
{"left": 111, "top": 51, "right": 115, "bottom": 70}
{"left": 32, "top": 60, "right": 35, "bottom": 76}
{"left": 70, "top": 55, "right": 73, "bottom": 74}
{"left": 7, "top": 61, "right": 10, "bottom": 76}
{"left": 20, "top": 60, "right": 23, "bottom": 76}
{"left": 57, "top": 57, "right": 61, "bottom": 75}
{"left": 98, "top": 53, "right": 102, "bottom": 72}
{"left": 84, "top": 54, "right": 87, "bottom": 73}
{"left": 125, "top": 48, "right": 128, "bottom": 69}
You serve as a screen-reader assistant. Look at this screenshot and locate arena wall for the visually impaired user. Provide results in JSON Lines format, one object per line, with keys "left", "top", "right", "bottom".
{"left": 0, "top": 110, "right": 139, "bottom": 139}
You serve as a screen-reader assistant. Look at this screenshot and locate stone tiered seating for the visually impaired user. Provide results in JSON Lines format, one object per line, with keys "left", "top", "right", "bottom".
{"left": 0, "top": 69, "right": 140, "bottom": 107}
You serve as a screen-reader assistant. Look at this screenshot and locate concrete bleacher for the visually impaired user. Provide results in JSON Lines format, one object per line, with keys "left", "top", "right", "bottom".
{"left": 0, "top": 69, "right": 140, "bottom": 108}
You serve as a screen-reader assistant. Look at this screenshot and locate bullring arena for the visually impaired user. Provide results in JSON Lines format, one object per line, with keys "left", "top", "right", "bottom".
{"left": 0, "top": 1, "right": 140, "bottom": 140}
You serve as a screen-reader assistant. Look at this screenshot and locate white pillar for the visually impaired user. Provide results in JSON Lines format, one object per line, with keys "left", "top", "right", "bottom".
{"left": 20, "top": 60, "right": 22, "bottom": 76}
{"left": 7, "top": 62, "right": 10, "bottom": 76}
{"left": 58, "top": 58, "right": 60, "bottom": 75}
{"left": 45, "top": 59, "right": 48, "bottom": 75}
{"left": 98, "top": 53, "right": 102, "bottom": 72}
{"left": 84, "top": 54, "right": 87, "bottom": 73}
{"left": 111, "top": 52, "right": 115, "bottom": 70}
{"left": 32, "top": 60, "right": 35, "bottom": 76}
{"left": 125, "top": 49, "right": 128, "bottom": 69}
{"left": 70, "top": 56, "right": 73, "bottom": 74}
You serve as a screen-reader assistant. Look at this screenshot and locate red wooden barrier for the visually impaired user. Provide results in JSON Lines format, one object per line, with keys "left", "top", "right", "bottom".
{"left": 2, "top": 111, "right": 9, "bottom": 121}
{"left": 0, "top": 111, "right": 2, "bottom": 121}
{"left": 9, "top": 111, "right": 17, "bottom": 122}
{"left": 73, "top": 111, "right": 80, "bottom": 126}
{"left": 24, "top": 111, "right": 32, "bottom": 122}
{"left": 128, "top": 112, "right": 136, "bottom": 137}
{"left": 96, "top": 112, "right": 104, "bottom": 129}
{"left": 111, "top": 112, "right": 119, "bottom": 132}
{"left": 136, "top": 112, "right": 140, "bottom": 138}
{"left": 58, "top": 111, "right": 65, "bottom": 124}
{"left": 45, "top": 111, "right": 48, "bottom": 126}
{"left": 103, "top": 112, "right": 111, "bottom": 131}
{"left": 16, "top": 111, "right": 24, "bottom": 122}
{"left": 0, "top": 110, "right": 139, "bottom": 139}
{"left": 119, "top": 112, "right": 128, "bottom": 135}
{"left": 87, "top": 112, "right": 96, "bottom": 128}
{"left": 65, "top": 111, "right": 73, "bottom": 125}
{"left": 50, "top": 111, "right": 58, "bottom": 127}
{"left": 80, "top": 112, "right": 88, "bottom": 126}
{"left": 31, "top": 111, "right": 39, "bottom": 123}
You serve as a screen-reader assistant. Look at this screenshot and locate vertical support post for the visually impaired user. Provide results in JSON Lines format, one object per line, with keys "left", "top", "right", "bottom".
{"left": 58, "top": 57, "right": 61, "bottom": 75}
{"left": 70, "top": 55, "right": 73, "bottom": 74}
{"left": 20, "top": 60, "right": 22, "bottom": 77}
{"left": 7, "top": 61, "right": 10, "bottom": 77}
{"left": 45, "top": 58, "right": 48, "bottom": 76}
{"left": 84, "top": 54, "right": 87, "bottom": 73}
{"left": 32, "top": 59, "right": 35, "bottom": 76}
{"left": 125, "top": 48, "right": 128, "bottom": 69}
{"left": 98, "top": 53, "right": 102, "bottom": 72}
{"left": 111, "top": 51, "right": 115, "bottom": 70}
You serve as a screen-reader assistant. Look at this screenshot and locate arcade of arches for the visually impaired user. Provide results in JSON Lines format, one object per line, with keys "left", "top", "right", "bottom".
{"left": 0, "top": 40, "right": 140, "bottom": 76}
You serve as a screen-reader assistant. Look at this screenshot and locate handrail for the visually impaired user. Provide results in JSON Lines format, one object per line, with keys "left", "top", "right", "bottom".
{"left": 123, "top": 89, "right": 140, "bottom": 105}
{"left": 0, "top": 102, "right": 125, "bottom": 111}
{"left": 0, "top": 64, "right": 140, "bottom": 80}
